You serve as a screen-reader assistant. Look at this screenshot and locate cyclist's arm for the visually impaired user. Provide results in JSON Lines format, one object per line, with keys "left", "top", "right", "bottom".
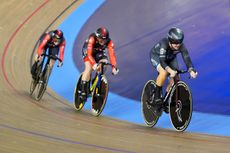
{"left": 181, "top": 46, "right": 195, "bottom": 72}
{"left": 86, "top": 37, "right": 97, "bottom": 66}
{"left": 159, "top": 47, "right": 176, "bottom": 74}
{"left": 107, "top": 40, "right": 117, "bottom": 68}
{"left": 159, "top": 48, "right": 168, "bottom": 69}
{"left": 37, "top": 34, "right": 50, "bottom": 56}
{"left": 59, "top": 39, "right": 66, "bottom": 62}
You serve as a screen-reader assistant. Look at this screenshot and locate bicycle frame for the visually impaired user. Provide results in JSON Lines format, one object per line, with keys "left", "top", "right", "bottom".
{"left": 90, "top": 62, "right": 109, "bottom": 94}
{"left": 163, "top": 70, "right": 188, "bottom": 104}
{"left": 163, "top": 83, "right": 174, "bottom": 103}
{"left": 90, "top": 74, "right": 101, "bottom": 93}
{"left": 38, "top": 54, "right": 61, "bottom": 77}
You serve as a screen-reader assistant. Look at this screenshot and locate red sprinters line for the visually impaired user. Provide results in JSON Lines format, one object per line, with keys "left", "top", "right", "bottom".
{"left": 1, "top": 0, "right": 50, "bottom": 89}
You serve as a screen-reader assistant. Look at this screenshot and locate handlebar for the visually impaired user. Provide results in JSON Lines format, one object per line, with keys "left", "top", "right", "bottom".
{"left": 175, "top": 69, "right": 196, "bottom": 79}
{"left": 97, "top": 61, "right": 119, "bottom": 75}
{"left": 41, "top": 53, "right": 62, "bottom": 62}
{"left": 176, "top": 69, "right": 188, "bottom": 74}
{"left": 40, "top": 53, "right": 62, "bottom": 67}
{"left": 98, "top": 61, "right": 113, "bottom": 67}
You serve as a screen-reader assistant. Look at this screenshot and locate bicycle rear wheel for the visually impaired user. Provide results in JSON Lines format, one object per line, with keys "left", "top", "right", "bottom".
{"left": 74, "top": 74, "right": 86, "bottom": 111}
{"left": 91, "top": 75, "right": 109, "bottom": 116}
{"left": 141, "top": 80, "right": 159, "bottom": 127}
{"left": 169, "top": 81, "right": 193, "bottom": 132}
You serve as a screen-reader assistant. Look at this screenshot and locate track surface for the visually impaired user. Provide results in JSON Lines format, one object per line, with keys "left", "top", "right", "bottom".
{"left": 0, "top": 0, "right": 230, "bottom": 153}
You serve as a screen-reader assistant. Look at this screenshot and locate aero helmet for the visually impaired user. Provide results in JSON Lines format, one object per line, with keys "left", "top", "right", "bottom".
{"left": 95, "top": 27, "right": 109, "bottom": 40}
{"left": 168, "top": 27, "right": 184, "bottom": 44}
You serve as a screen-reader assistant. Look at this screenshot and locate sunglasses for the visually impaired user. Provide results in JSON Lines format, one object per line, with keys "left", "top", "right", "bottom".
{"left": 170, "top": 41, "right": 182, "bottom": 45}
{"left": 97, "top": 37, "right": 107, "bottom": 43}
{"left": 53, "top": 37, "right": 61, "bottom": 43}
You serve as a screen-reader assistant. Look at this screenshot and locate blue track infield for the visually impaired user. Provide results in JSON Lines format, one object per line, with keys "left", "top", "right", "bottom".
{"left": 49, "top": 0, "right": 230, "bottom": 136}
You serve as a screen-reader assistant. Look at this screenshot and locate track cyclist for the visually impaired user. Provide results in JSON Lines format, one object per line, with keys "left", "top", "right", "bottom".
{"left": 31, "top": 29, "right": 66, "bottom": 79}
{"left": 149, "top": 27, "right": 198, "bottom": 111}
{"left": 79, "top": 27, "right": 119, "bottom": 101}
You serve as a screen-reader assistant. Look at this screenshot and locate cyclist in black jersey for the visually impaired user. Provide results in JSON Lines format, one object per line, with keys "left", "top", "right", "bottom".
{"left": 150, "top": 27, "right": 198, "bottom": 106}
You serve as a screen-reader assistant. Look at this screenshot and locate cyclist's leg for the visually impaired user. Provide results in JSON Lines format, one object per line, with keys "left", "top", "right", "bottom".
{"left": 82, "top": 61, "right": 93, "bottom": 81}
{"left": 150, "top": 53, "right": 168, "bottom": 105}
{"left": 49, "top": 59, "right": 55, "bottom": 69}
{"left": 81, "top": 44, "right": 92, "bottom": 81}
{"left": 154, "top": 65, "right": 168, "bottom": 104}
{"left": 81, "top": 61, "right": 93, "bottom": 100}
{"left": 80, "top": 45, "right": 94, "bottom": 99}
{"left": 31, "top": 53, "right": 44, "bottom": 79}
{"left": 166, "top": 58, "right": 180, "bottom": 91}
{"left": 31, "top": 61, "right": 38, "bottom": 78}
{"left": 31, "top": 38, "right": 48, "bottom": 78}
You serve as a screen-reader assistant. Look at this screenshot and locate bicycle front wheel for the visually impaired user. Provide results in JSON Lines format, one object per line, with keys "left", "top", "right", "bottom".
{"left": 141, "top": 80, "right": 159, "bottom": 127}
{"left": 34, "top": 65, "right": 51, "bottom": 101}
{"left": 169, "top": 81, "right": 193, "bottom": 132}
{"left": 35, "top": 81, "right": 46, "bottom": 101}
{"left": 91, "top": 75, "right": 109, "bottom": 116}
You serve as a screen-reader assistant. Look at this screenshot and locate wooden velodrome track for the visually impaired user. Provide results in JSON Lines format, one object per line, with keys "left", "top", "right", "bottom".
{"left": 0, "top": 0, "right": 230, "bottom": 153}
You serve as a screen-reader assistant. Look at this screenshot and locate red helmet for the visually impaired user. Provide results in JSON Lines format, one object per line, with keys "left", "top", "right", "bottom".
{"left": 53, "top": 29, "right": 63, "bottom": 39}
{"left": 95, "top": 27, "right": 109, "bottom": 40}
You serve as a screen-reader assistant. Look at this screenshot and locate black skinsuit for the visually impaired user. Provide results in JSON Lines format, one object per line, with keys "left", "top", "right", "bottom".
{"left": 150, "top": 38, "right": 194, "bottom": 72}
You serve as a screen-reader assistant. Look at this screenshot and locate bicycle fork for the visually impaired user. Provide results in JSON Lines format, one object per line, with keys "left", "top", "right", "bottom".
{"left": 90, "top": 75, "right": 101, "bottom": 94}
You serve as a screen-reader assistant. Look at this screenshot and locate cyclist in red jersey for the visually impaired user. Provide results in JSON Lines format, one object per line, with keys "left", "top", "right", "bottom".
{"left": 31, "top": 29, "right": 66, "bottom": 79}
{"left": 80, "top": 27, "right": 119, "bottom": 101}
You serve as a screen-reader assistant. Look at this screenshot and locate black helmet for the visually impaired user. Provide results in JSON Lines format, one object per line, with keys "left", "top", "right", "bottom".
{"left": 53, "top": 29, "right": 63, "bottom": 39}
{"left": 95, "top": 27, "right": 109, "bottom": 40}
{"left": 167, "top": 27, "right": 184, "bottom": 44}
